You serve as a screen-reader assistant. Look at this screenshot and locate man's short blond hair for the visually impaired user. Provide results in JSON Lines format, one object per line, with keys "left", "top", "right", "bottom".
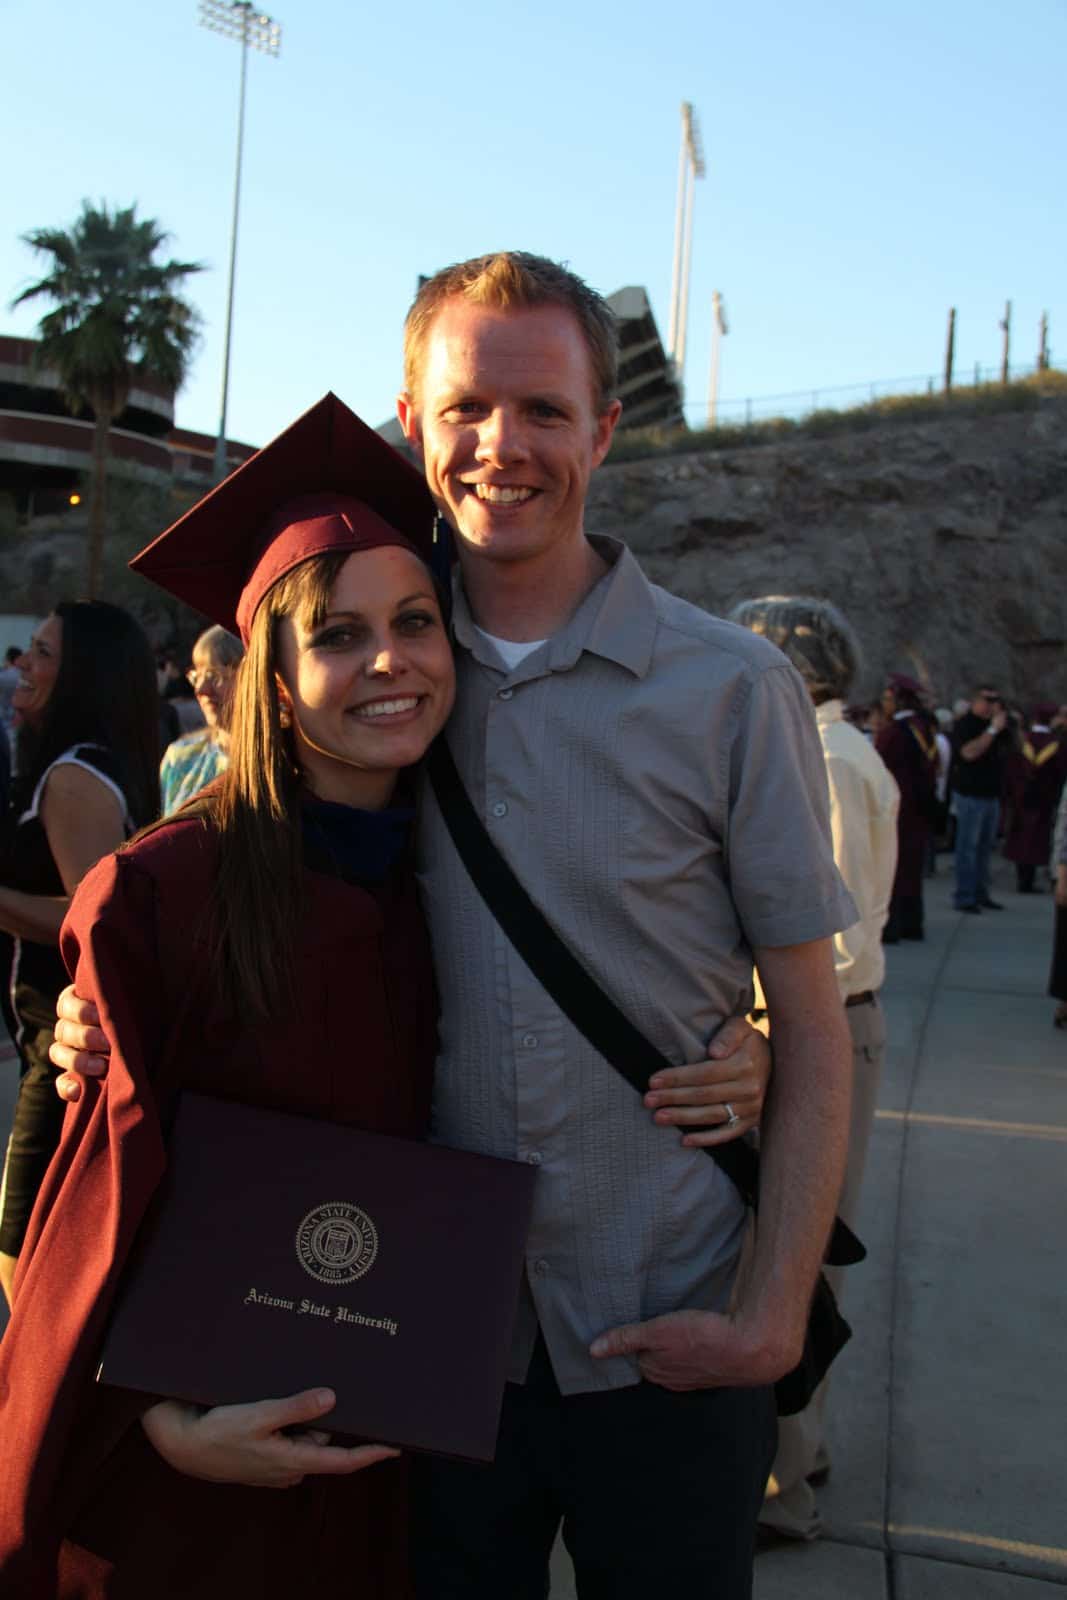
{"left": 403, "top": 251, "right": 619, "bottom": 414}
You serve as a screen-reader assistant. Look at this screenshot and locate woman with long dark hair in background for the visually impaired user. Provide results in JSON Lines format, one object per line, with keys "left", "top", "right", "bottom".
{"left": 0, "top": 600, "right": 159, "bottom": 1303}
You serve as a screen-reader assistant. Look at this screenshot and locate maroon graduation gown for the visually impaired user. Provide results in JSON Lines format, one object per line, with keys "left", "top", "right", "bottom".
{"left": 876, "top": 714, "right": 937, "bottom": 898}
{"left": 1003, "top": 731, "right": 1067, "bottom": 867}
{"left": 0, "top": 815, "right": 436, "bottom": 1598}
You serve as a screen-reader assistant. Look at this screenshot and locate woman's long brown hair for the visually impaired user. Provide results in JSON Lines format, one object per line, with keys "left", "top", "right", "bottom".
{"left": 175, "top": 550, "right": 350, "bottom": 1020}
{"left": 16, "top": 600, "right": 161, "bottom": 827}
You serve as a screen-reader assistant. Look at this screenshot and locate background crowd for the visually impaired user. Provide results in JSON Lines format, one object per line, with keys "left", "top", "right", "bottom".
{"left": 845, "top": 680, "right": 1067, "bottom": 988}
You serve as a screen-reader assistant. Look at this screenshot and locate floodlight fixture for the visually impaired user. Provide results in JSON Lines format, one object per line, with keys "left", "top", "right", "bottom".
{"left": 199, "top": 0, "right": 281, "bottom": 54}
{"left": 199, "top": 0, "right": 283, "bottom": 481}
{"left": 682, "top": 102, "right": 706, "bottom": 180}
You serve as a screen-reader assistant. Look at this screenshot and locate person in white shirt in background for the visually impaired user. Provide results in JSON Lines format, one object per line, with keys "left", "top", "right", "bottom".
{"left": 933, "top": 710, "right": 953, "bottom": 806}
{"left": 730, "top": 595, "right": 899, "bottom": 1543}
{"left": 927, "top": 708, "right": 954, "bottom": 874}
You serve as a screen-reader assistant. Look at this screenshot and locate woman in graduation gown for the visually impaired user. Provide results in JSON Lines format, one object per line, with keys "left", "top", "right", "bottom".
{"left": 1002, "top": 706, "right": 1067, "bottom": 893}
{"left": 0, "top": 395, "right": 454, "bottom": 1598}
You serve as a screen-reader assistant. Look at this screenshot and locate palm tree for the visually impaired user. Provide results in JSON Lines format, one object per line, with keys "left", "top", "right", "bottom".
{"left": 12, "top": 201, "right": 203, "bottom": 596}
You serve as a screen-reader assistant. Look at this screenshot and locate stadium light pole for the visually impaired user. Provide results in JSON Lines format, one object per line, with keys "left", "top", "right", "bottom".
{"left": 707, "top": 291, "right": 728, "bottom": 427}
{"left": 199, "top": 0, "right": 282, "bottom": 482}
{"left": 666, "top": 102, "right": 706, "bottom": 400}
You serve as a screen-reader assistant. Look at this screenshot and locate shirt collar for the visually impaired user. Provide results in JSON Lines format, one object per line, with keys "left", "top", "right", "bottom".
{"left": 815, "top": 698, "right": 844, "bottom": 727}
{"left": 450, "top": 535, "right": 658, "bottom": 681}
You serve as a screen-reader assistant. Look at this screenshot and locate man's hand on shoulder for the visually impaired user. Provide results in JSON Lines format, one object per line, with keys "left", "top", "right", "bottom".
{"left": 589, "top": 1304, "right": 801, "bottom": 1392}
{"left": 643, "top": 1013, "right": 769, "bottom": 1145}
{"left": 49, "top": 983, "right": 110, "bottom": 1101}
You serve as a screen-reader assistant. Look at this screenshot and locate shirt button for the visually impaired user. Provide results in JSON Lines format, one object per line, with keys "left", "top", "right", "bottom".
{"left": 534, "top": 1259, "right": 550, "bottom": 1275}
{"left": 526, "top": 1151, "right": 543, "bottom": 1166}
{"left": 491, "top": 801, "right": 508, "bottom": 818}
{"left": 498, "top": 688, "right": 514, "bottom": 700}
{"left": 522, "top": 1032, "right": 538, "bottom": 1049}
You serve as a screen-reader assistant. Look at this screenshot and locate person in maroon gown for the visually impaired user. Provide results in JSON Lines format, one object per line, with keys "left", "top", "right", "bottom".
{"left": 0, "top": 395, "right": 455, "bottom": 1598}
{"left": 876, "top": 675, "right": 938, "bottom": 942}
{"left": 1002, "top": 705, "right": 1067, "bottom": 893}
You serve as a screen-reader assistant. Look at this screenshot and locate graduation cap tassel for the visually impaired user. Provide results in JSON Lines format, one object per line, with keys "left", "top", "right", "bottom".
{"left": 431, "top": 512, "right": 455, "bottom": 627}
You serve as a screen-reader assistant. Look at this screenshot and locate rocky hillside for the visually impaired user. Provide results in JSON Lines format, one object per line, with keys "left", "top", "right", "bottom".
{"left": 587, "top": 396, "right": 1067, "bottom": 706}
{"left": 4, "top": 396, "right": 1064, "bottom": 705}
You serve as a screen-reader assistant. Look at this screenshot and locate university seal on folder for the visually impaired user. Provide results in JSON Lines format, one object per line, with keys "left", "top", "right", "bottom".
{"left": 295, "top": 1201, "right": 379, "bottom": 1284}
{"left": 98, "top": 1093, "right": 538, "bottom": 1462}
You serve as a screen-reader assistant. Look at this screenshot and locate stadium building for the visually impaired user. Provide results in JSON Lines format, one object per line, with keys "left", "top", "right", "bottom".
{"left": 0, "top": 335, "right": 254, "bottom": 521}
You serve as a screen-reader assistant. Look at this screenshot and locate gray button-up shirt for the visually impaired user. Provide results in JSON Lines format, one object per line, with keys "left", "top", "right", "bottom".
{"left": 417, "top": 538, "right": 856, "bottom": 1394}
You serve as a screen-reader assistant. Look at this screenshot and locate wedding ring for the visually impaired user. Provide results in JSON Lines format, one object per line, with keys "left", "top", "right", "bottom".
{"left": 723, "top": 1103, "right": 740, "bottom": 1129}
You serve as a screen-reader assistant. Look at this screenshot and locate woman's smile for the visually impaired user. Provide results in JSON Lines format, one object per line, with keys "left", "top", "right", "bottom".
{"left": 349, "top": 694, "right": 423, "bottom": 723}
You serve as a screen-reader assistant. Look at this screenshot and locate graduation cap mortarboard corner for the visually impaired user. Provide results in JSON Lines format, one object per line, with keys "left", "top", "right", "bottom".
{"left": 130, "top": 393, "right": 437, "bottom": 642}
{"left": 887, "top": 673, "right": 924, "bottom": 698}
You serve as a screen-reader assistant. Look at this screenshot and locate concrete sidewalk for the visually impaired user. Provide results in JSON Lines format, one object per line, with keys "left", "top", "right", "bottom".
{"left": 552, "top": 861, "right": 1067, "bottom": 1596}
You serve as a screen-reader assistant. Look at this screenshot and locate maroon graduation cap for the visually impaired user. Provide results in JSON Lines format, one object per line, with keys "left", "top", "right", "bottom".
{"left": 130, "top": 393, "right": 436, "bottom": 643}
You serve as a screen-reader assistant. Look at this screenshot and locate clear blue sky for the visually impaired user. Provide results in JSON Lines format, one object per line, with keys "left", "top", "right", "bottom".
{"left": 5, "top": 0, "right": 1064, "bottom": 445}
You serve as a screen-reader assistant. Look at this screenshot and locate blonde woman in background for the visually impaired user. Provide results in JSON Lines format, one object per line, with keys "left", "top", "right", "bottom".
{"left": 158, "top": 625, "right": 244, "bottom": 814}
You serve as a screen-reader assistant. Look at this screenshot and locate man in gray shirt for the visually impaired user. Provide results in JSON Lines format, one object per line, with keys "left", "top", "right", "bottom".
{"left": 394, "top": 253, "right": 854, "bottom": 1597}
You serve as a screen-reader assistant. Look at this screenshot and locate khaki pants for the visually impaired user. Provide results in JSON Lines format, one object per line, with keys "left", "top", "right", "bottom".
{"left": 758, "top": 995, "right": 886, "bottom": 1539}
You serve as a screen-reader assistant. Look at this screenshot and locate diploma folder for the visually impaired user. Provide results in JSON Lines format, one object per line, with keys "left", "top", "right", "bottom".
{"left": 98, "top": 1092, "right": 538, "bottom": 1463}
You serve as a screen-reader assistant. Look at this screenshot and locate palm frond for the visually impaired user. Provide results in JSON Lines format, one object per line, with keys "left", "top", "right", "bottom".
{"left": 11, "top": 199, "right": 204, "bottom": 417}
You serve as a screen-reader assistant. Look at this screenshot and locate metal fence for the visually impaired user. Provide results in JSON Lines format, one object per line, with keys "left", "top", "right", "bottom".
{"left": 684, "top": 360, "right": 1058, "bottom": 430}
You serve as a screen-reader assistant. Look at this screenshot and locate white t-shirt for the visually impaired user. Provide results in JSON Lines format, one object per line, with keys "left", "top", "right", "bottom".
{"left": 472, "top": 626, "right": 547, "bottom": 672}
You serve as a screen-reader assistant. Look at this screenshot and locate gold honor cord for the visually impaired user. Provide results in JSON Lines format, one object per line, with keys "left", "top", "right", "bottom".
{"left": 1022, "top": 738, "right": 1060, "bottom": 768}
{"left": 907, "top": 722, "right": 938, "bottom": 762}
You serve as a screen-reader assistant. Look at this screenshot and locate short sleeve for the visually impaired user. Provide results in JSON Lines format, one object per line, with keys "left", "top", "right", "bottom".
{"left": 724, "top": 664, "right": 858, "bottom": 948}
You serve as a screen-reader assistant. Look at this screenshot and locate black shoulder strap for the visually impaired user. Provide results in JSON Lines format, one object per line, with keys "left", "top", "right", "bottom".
{"left": 426, "top": 736, "right": 865, "bottom": 1267}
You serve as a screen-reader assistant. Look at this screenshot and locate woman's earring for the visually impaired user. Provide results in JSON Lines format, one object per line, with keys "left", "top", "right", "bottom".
{"left": 278, "top": 703, "right": 292, "bottom": 729}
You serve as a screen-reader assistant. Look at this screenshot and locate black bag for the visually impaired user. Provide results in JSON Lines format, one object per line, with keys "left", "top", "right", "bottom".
{"left": 427, "top": 736, "right": 865, "bottom": 1417}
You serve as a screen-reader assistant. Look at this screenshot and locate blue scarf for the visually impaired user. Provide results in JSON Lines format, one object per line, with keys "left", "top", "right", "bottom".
{"left": 301, "top": 793, "right": 415, "bottom": 885}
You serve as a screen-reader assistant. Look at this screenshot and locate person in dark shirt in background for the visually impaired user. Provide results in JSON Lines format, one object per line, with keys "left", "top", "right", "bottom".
{"left": 951, "top": 687, "right": 1011, "bottom": 913}
{"left": 876, "top": 674, "right": 937, "bottom": 942}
